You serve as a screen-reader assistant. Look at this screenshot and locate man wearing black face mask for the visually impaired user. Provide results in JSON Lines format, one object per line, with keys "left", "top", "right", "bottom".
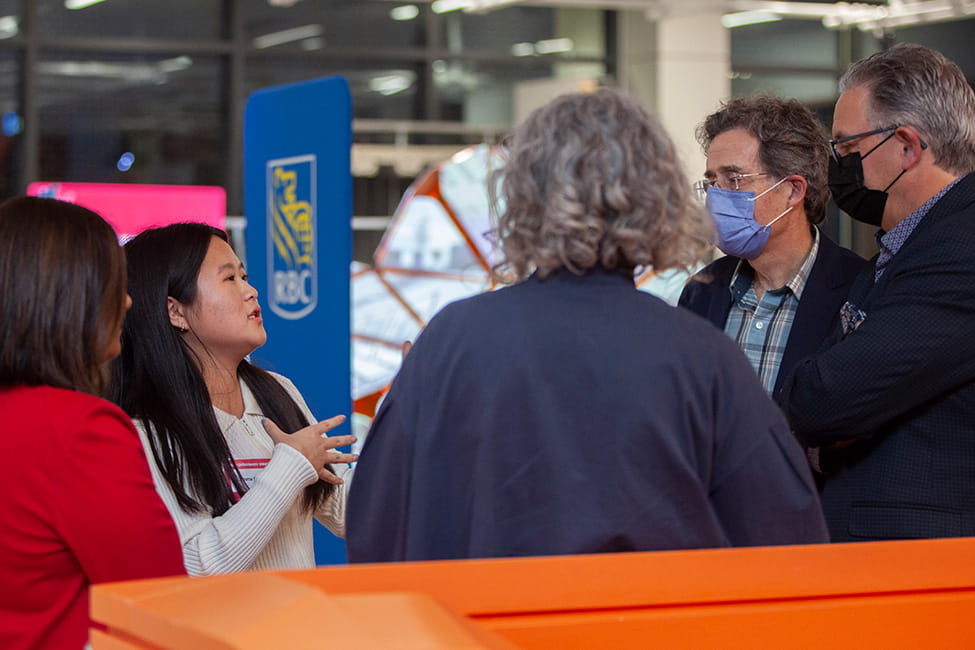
{"left": 780, "top": 43, "right": 975, "bottom": 542}
{"left": 828, "top": 123, "right": 923, "bottom": 228}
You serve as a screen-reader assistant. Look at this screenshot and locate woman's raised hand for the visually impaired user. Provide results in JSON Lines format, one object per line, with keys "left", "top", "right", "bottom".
{"left": 262, "top": 415, "right": 357, "bottom": 484}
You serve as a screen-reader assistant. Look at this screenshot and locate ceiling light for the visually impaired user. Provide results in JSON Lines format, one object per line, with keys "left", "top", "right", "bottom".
{"left": 822, "top": 14, "right": 841, "bottom": 28}
{"left": 39, "top": 58, "right": 194, "bottom": 83}
{"left": 721, "top": 11, "right": 782, "bottom": 29}
{"left": 39, "top": 61, "right": 160, "bottom": 82}
{"left": 534, "top": 37, "right": 573, "bottom": 55}
{"left": 369, "top": 73, "right": 415, "bottom": 96}
{"left": 511, "top": 42, "right": 534, "bottom": 57}
{"left": 458, "top": 0, "right": 518, "bottom": 11}
{"left": 431, "top": 0, "right": 468, "bottom": 14}
{"left": 390, "top": 5, "right": 419, "bottom": 21}
{"left": 0, "top": 15, "right": 17, "bottom": 38}
{"left": 159, "top": 56, "right": 192, "bottom": 73}
{"left": 64, "top": 0, "right": 108, "bottom": 9}
{"left": 253, "top": 24, "right": 324, "bottom": 49}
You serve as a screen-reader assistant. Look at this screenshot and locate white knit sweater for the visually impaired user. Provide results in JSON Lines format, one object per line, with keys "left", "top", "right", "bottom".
{"left": 134, "top": 372, "right": 352, "bottom": 576}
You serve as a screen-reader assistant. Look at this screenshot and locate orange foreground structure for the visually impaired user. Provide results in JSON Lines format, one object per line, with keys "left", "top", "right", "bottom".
{"left": 92, "top": 537, "right": 975, "bottom": 649}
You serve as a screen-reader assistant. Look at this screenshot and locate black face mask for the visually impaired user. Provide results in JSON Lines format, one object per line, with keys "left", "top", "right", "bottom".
{"left": 828, "top": 152, "right": 890, "bottom": 227}
{"left": 828, "top": 129, "right": 912, "bottom": 227}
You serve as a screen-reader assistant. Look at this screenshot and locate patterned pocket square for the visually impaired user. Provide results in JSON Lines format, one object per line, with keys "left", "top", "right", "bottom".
{"left": 840, "top": 301, "right": 866, "bottom": 335}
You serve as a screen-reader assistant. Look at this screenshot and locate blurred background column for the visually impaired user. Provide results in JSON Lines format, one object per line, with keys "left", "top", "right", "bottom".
{"left": 618, "top": 6, "right": 729, "bottom": 179}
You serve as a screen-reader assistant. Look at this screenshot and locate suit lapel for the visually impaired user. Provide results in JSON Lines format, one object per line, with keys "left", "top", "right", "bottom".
{"left": 774, "top": 235, "right": 858, "bottom": 398}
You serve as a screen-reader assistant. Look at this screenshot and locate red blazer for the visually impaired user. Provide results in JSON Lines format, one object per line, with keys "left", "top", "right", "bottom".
{"left": 0, "top": 385, "right": 185, "bottom": 650}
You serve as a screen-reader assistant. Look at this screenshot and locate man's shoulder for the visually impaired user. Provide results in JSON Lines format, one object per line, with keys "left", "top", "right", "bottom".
{"left": 816, "top": 230, "right": 859, "bottom": 259}
{"left": 928, "top": 173, "right": 975, "bottom": 232}
{"left": 678, "top": 255, "right": 738, "bottom": 310}
{"left": 695, "top": 254, "right": 740, "bottom": 278}
{"left": 813, "top": 232, "right": 869, "bottom": 280}
{"left": 941, "top": 171, "right": 975, "bottom": 208}
{"left": 683, "top": 256, "right": 739, "bottom": 290}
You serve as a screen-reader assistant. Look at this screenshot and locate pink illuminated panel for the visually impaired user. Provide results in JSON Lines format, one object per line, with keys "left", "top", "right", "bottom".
{"left": 27, "top": 182, "right": 226, "bottom": 239}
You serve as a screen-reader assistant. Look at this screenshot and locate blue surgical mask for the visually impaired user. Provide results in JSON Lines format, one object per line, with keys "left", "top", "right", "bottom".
{"left": 705, "top": 177, "right": 793, "bottom": 260}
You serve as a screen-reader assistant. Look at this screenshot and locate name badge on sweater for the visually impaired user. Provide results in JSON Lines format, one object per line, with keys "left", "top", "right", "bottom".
{"left": 234, "top": 458, "right": 270, "bottom": 489}
{"left": 227, "top": 458, "right": 270, "bottom": 501}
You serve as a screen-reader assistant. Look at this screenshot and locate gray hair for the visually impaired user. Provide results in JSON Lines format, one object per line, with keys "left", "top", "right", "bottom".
{"left": 494, "top": 88, "right": 712, "bottom": 281}
{"left": 840, "top": 42, "right": 975, "bottom": 175}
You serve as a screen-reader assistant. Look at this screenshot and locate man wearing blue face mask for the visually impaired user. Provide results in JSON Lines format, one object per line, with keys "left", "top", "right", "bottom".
{"left": 779, "top": 43, "right": 975, "bottom": 543}
{"left": 679, "top": 95, "right": 866, "bottom": 400}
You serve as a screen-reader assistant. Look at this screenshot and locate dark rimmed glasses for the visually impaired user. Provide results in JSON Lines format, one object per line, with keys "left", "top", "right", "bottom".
{"left": 829, "top": 124, "right": 900, "bottom": 162}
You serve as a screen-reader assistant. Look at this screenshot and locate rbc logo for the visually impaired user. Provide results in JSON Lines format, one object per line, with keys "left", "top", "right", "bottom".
{"left": 267, "top": 155, "right": 317, "bottom": 319}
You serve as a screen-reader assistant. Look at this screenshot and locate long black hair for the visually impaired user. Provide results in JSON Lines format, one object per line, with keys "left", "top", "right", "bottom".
{"left": 110, "top": 223, "right": 333, "bottom": 515}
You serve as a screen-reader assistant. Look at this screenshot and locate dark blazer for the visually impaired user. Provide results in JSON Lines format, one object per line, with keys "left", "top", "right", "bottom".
{"left": 346, "top": 268, "right": 827, "bottom": 563}
{"left": 679, "top": 231, "right": 867, "bottom": 400}
{"left": 780, "top": 173, "right": 975, "bottom": 542}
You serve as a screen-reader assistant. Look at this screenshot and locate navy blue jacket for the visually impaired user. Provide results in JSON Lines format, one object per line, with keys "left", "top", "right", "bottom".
{"left": 678, "top": 232, "right": 867, "bottom": 400}
{"left": 781, "top": 173, "right": 975, "bottom": 541}
{"left": 346, "top": 268, "right": 827, "bottom": 562}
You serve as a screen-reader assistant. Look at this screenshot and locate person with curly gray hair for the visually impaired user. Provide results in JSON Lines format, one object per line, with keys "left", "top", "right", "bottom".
{"left": 780, "top": 43, "right": 975, "bottom": 542}
{"left": 346, "top": 88, "right": 827, "bottom": 562}
{"left": 679, "top": 96, "right": 866, "bottom": 401}
{"left": 495, "top": 88, "right": 712, "bottom": 281}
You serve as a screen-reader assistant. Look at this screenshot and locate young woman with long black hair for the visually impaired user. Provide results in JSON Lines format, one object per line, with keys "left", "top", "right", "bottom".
{"left": 111, "top": 223, "right": 356, "bottom": 575}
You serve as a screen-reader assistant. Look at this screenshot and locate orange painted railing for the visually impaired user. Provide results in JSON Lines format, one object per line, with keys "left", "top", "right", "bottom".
{"left": 92, "top": 537, "right": 975, "bottom": 649}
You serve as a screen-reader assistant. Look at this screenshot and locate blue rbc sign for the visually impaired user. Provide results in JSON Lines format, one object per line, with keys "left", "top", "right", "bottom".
{"left": 243, "top": 76, "right": 352, "bottom": 565}
{"left": 267, "top": 154, "right": 318, "bottom": 320}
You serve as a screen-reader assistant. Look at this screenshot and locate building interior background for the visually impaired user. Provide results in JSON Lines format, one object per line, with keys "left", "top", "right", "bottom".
{"left": 0, "top": 0, "right": 971, "bottom": 264}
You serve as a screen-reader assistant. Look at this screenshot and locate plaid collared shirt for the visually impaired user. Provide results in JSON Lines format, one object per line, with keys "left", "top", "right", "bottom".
{"left": 875, "top": 176, "right": 962, "bottom": 281}
{"left": 724, "top": 228, "right": 820, "bottom": 395}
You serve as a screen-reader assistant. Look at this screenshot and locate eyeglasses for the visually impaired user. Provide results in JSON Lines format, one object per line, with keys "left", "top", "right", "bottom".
{"left": 829, "top": 124, "right": 900, "bottom": 162}
{"left": 693, "top": 172, "right": 769, "bottom": 201}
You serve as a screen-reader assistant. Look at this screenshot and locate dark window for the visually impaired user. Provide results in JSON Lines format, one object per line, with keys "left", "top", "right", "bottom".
{"left": 37, "top": 52, "right": 226, "bottom": 187}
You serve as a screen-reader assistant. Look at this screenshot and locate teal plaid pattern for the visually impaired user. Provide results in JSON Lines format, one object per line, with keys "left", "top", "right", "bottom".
{"left": 724, "top": 230, "right": 820, "bottom": 394}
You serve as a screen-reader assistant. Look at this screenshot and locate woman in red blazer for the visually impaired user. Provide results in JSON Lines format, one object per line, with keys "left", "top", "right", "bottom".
{"left": 0, "top": 197, "right": 185, "bottom": 650}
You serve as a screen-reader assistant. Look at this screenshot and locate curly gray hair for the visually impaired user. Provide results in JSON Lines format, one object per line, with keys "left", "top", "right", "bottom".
{"left": 494, "top": 88, "right": 712, "bottom": 281}
{"left": 841, "top": 43, "right": 975, "bottom": 175}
